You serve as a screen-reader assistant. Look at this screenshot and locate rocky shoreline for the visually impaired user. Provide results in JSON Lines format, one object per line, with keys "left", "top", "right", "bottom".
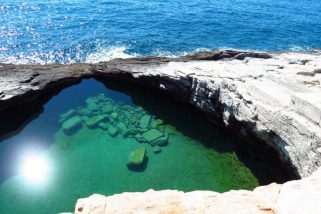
{"left": 1, "top": 50, "right": 321, "bottom": 178}
{"left": 1, "top": 50, "right": 321, "bottom": 213}
{"left": 71, "top": 167, "right": 321, "bottom": 214}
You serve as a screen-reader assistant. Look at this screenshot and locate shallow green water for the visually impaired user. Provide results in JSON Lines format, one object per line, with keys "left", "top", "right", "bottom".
{"left": 0, "top": 78, "right": 288, "bottom": 213}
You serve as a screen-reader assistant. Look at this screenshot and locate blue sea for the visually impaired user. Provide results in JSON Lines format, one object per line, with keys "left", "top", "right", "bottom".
{"left": 0, "top": 0, "right": 321, "bottom": 64}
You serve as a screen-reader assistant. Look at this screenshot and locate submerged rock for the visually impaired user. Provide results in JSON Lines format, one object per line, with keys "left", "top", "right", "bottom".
{"left": 139, "top": 115, "right": 151, "bottom": 129}
{"left": 153, "top": 145, "right": 161, "bottom": 154}
{"left": 134, "top": 133, "right": 145, "bottom": 143}
{"left": 151, "top": 132, "right": 169, "bottom": 146}
{"left": 59, "top": 109, "right": 77, "bottom": 123}
{"left": 110, "top": 112, "right": 119, "bottom": 120}
{"left": 150, "top": 119, "right": 164, "bottom": 129}
{"left": 142, "top": 129, "right": 164, "bottom": 143}
{"left": 81, "top": 115, "right": 90, "bottom": 122}
{"left": 62, "top": 116, "right": 82, "bottom": 134}
{"left": 101, "top": 103, "right": 114, "bottom": 114}
{"left": 127, "top": 147, "right": 147, "bottom": 171}
{"left": 77, "top": 107, "right": 92, "bottom": 116}
{"left": 116, "top": 122, "right": 128, "bottom": 136}
{"left": 108, "top": 125, "right": 118, "bottom": 137}
{"left": 98, "top": 122, "right": 109, "bottom": 130}
{"left": 85, "top": 115, "right": 105, "bottom": 128}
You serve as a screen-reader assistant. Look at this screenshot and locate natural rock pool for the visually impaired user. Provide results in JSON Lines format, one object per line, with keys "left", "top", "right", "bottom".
{"left": 0, "top": 78, "right": 288, "bottom": 213}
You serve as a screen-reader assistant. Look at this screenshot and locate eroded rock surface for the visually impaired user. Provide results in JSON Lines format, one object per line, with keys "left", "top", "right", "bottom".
{"left": 71, "top": 167, "right": 321, "bottom": 214}
{"left": 1, "top": 50, "right": 321, "bottom": 177}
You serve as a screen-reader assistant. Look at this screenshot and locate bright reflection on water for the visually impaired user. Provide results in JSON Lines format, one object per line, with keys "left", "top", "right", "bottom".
{"left": 0, "top": 78, "right": 289, "bottom": 213}
{"left": 19, "top": 152, "right": 52, "bottom": 185}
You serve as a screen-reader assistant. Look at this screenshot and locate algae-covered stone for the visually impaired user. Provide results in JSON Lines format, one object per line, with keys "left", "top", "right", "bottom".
{"left": 86, "top": 97, "right": 99, "bottom": 112}
{"left": 81, "top": 115, "right": 90, "bottom": 122}
{"left": 116, "top": 122, "right": 128, "bottom": 136}
{"left": 62, "top": 116, "right": 82, "bottom": 134}
{"left": 101, "top": 104, "right": 114, "bottom": 114}
{"left": 127, "top": 147, "right": 147, "bottom": 170}
{"left": 85, "top": 115, "right": 105, "bottom": 128}
{"left": 59, "top": 109, "right": 76, "bottom": 123}
{"left": 142, "top": 129, "right": 164, "bottom": 143}
{"left": 153, "top": 146, "right": 161, "bottom": 154}
{"left": 151, "top": 132, "right": 169, "bottom": 146}
{"left": 134, "top": 133, "right": 146, "bottom": 143}
{"left": 150, "top": 119, "right": 164, "bottom": 129}
{"left": 108, "top": 125, "right": 118, "bottom": 137}
{"left": 98, "top": 122, "right": 109, "bottom": 130}
{"left": 139, "top": 115, "right": 151, "bottom": 129}
{"left": 111, "top": 112, "right": 118, "bottom": 120}
{"left": 77, "top": 107, "right": 92, "bottom": 116}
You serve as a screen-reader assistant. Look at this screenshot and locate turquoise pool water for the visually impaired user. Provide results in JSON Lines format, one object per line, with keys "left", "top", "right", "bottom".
{"left": 0, "top": 79, "right": 288, "bottom": 213}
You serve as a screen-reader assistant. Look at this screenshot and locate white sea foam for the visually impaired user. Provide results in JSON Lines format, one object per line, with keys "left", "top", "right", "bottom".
{"left": 85, "top": 46, "right": 139, "bottom": 63}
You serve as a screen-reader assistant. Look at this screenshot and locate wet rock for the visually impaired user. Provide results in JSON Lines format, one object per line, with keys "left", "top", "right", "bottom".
{"left": 98, "top": 122, "right": 109, "bottom": 130}
{"left": 127, "top": 147, "right": 147, "bottom": 171}
{"left": 85, "top": 115, "right": 105, "bottom": 128}
{"left": 142, "top": 129, "right": 164, "bottom": 143}
{"left": 62, "top": 116, "right": 82, "bottom": 134}
{"left": 86, "top": 98, "right": 99, "bottom": 112}
{"left": 150, "top": 119, "right": 164, "bottom": 129}
{"left": 153, "top": 146, "right": 161, "bottom": 154}
{"left": 134, "top": 133, "right": 145, "bottom": 143}
{"left": 77, "top": 108, "right": 92, "bottom": 116}
{"left": 81, "top": 115, "right": 90, "bottom": 122}
{"left": 101, "top": 103, "right": 114, "bottom": 114}
{"left": 116, "top": 122, "right": 128, "bottom": 136}
{"left": 108, "top": 125, "right": 118, "bottom": 137}
{"left": 110, "top": 112, "right": 118, "bottom": 120}
{"left": 151, "top": 132, "right": 169, "bottom": 146}
{"left": 59, "top": 109, "right": 77, "bottom": 123}
{"left": 139, "top": 115, "right": 151, "bottom": 129}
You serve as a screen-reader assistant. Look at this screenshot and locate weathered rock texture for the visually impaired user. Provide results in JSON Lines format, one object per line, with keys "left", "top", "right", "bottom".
{"left": 1, "top": 50, "right": 321, "bottom": 177}
{"left": 73, "top": 167, "right": 321, "bottom": 214}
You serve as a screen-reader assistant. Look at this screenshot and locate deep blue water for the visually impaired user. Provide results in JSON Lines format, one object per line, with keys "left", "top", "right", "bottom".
{"left": 0, "top": 0, "right": 321, "bottom": 64}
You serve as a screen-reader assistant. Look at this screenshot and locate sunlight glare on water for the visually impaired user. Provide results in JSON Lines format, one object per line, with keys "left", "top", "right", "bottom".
{"left": 19, "top": 151, "right": 52, "bottom": 186}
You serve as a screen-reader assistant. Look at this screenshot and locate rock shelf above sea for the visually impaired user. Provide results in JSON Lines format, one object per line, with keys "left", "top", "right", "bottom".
{"left": 1, "top": 49, "right": 321, "bottom": 213}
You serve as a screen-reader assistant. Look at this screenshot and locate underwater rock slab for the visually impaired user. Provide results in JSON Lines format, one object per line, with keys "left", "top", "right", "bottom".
{"left": 74, "top": 167, "right": 321, "bottom": 214}
{"left": 127, "top": 147, "right": 147, "bottom": 170}
{"left": 108, "top": 125, "right": 118, "bottom": 137}
{"left": 85, "top": 115, "right": 105, "bottom": 128}
{"left": 142, "top": 129, "right": 164, "bottom": 143}
{"left": 101, "top": 104, "right": 114, "bottom": 114}
{"left": 59, "top": 109, "right": 77, "bottom": 123}
{"left": 151, "top": 132, "right": 169, "bottom": 146}
{"left": 62, "top": 116, "right": 82, "bottom": 133}
{"left": 139, "top": 115, "right": 151, "bottom": 129}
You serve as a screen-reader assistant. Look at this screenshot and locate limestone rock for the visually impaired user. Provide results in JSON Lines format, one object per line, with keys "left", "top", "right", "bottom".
{"left": 134, "top": 133, "right": 145, "bottom": 143}
{"left": 110, "top": 112, "right": 118, "bottom": 120}
{"left": 142, "top": 129, "right": 164, "bottom": 143}
{"left": 98, "top": 122, "right": 109, "bottom": 130}
{"left": 151, "top": 132, "right": 169, "bottom": 146}
{"left": 116, "top": 122, "right": 127, "bottom": 136}
{"left": 127, "top": 147, "right": 147, "bottom": 170}
{"left": 108, "top": 125, "right": 118, "bottom": 137}
{"left": 62, "top": 116, "right": 82, "bottom": 133}
{"left": 1, "top": 50, "right": 321, "bottom": 177}
{"left": 59, "top": 109, "right": 77, "bottom": 123}
{"left": 153, "top": 145, "right": 161, "bottom": 154}
{"left": 85, "top": 115, "right": 105, "bottom": 128}
{"left": 139, "top": 115, "right": 151, "bottom": 129}
{"left": 73, "top": 167, "right": 321, "bottom": 214}
{"left": 101, "top": 104, "right": 113, "bottom": 114}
